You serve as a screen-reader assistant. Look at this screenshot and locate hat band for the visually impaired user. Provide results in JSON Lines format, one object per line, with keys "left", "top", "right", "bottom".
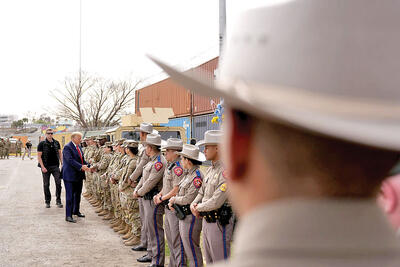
{"left": 219, "top": 78, "right": 400, "bottom": 120}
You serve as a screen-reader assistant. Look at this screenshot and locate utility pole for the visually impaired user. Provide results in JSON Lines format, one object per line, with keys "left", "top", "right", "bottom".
{"left": 79, "top": 0, "right": 82, "bottom": 87}
{"left": 219, "top": 0, "right": 226, "bottom": 55}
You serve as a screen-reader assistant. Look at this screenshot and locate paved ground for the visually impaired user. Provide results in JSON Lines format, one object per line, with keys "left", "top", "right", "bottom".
{"left": 0, "top": 157, "right": 147, "bottom": 267}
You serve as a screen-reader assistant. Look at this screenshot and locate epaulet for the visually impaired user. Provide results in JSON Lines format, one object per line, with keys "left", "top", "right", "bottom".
{"left": 154, "top": 155, "right": 163, "bottom": 171}
{"left": 173, "top": 161, "right": 183, "bottom": 177}
{"left": 193, "top": 169, "right": 202, "bottom": 188}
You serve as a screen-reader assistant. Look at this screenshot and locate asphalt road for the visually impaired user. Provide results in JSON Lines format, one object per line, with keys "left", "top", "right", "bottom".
{"left": 0, "top": 157, "right": 147, "bottom": 267}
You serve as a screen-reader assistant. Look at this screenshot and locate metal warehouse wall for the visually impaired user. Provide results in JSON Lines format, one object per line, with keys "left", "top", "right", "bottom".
{"left": 135, "top": 79, "right": 191, "bottom": 117}
{"left": 189, "top": 58, "right": 221, "bottom": 115}
{"left": 136, "top": 57, "right": 220, "bottom": 118}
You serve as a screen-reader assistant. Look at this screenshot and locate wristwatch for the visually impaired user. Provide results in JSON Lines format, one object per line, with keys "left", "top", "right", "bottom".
{"left": 159, "top": 196, "right": 163, "bottom": 201}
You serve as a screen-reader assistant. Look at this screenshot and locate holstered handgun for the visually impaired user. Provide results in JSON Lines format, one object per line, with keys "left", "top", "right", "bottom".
{"left": 172, "top": 204, "right": 186, "bottom": 220}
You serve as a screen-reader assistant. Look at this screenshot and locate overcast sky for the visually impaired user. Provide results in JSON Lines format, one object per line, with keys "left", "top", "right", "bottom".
{"left": 0, "top": 0, "right": 272, "bottom": 119}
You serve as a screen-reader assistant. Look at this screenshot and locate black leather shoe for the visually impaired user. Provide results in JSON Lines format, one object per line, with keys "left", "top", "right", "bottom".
{"left": 137, "top": 254, "right": 152, "bottom": 263}
{"left": 66, "top": 216, "right": 77, "bottom": 223}
{"left": 132, "top": 245, "right": 147, "bottom": 251}
{"left": 56, "top": 202, "right": 63, "bottom": 208}
{"left": 45, "top": 203, "right": 50, "bottom": 208}
{"left": 73, "top": 213, "right": 85, "bottom": 218}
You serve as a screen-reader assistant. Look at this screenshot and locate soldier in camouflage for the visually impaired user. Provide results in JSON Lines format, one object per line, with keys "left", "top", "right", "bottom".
{"left": 118, "top": 141, "right": 141, "bottom": 246}
{"left": 90, "top": 141, "right": 113, "bottom": 216}
{"left": 0, "top": 138, "right": 4, "bottom": 159}
{"left": 109, "top": 140, "right": 129, "bottom": 232}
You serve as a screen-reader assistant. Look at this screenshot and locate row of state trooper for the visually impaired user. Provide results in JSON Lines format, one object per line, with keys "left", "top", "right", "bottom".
{"left": 79, "top": 122, "right": 234, "bottom": 267}
{"left": 130, "top": 123, "right": 234, "bottom": 267}
{"left": 0, "top": 137, "right": 11, "bottom": 159}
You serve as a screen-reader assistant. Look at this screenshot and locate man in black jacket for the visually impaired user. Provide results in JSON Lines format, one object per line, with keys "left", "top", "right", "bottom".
{"left": 37, "top": 128, "right": 63, "bottom": 208}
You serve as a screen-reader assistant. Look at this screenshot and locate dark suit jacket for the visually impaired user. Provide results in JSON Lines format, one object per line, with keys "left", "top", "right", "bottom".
{"left": 62, "top": 141, "right": 87, "bottom": 182}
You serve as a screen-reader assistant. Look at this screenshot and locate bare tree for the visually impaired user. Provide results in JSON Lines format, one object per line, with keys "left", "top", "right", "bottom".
{"left": 51, "top": 72, "right": 140, "bottom": 129}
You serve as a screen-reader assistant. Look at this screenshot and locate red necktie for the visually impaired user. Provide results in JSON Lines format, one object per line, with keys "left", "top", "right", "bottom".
{"left": 76, "top": 145, "right": 83, "bottom": 164}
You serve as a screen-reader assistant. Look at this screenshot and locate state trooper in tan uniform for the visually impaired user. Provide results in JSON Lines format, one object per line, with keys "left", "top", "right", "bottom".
{"left": 191, "top": 130, "right": 233, "bottom": 264}
{"left": 129, "top": 123, "right": 154, "bottom": 254}
{"left": 154, "top": 138, "right": 185, "bottom": 267}
{"left": 151, "top": 1, "right": 400, "bottom": 266}
{"left": 168, "top": 144, "right": 206, "bottom": 267}
{"left": 133, "top": 134, "right": 167, "bottom": 267}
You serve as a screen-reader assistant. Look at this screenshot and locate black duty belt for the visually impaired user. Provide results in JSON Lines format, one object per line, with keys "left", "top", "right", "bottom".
{"left": 200, "top": 203, "right": 233, "bottom": 226}
{"left": 143, "top": 188, "right": 158, "bottom": 200}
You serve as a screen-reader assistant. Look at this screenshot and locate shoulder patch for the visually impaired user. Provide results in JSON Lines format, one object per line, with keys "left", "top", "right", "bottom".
{"left": 154, "top": 162, "right": 163, "bottom": 172}
{"left": 154, "top": 155, "right": 163, "bottom": 171}
{"left": 220, "top": 183, "right": 227, "bottom": 192}
{"left": 174, "top": 166, "right": 183, "bottom": 177}
{"left": 193, "top": 177, "right": 202, "bottom": 189}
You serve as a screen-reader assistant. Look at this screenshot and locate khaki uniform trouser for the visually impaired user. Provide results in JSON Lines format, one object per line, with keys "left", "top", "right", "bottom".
{"left": 165, "top": 207, "right": 185, "bottom": 267}
{"left": 179, "top": 214, "right": 203, "bottom": 267}
{"left": 202, "top": 217, "right": 234, "bottom": 265}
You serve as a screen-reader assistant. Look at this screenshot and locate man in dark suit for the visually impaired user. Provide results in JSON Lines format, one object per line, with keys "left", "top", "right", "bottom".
{"left": 62, "top": 132, "right": 90, "bottom": 223}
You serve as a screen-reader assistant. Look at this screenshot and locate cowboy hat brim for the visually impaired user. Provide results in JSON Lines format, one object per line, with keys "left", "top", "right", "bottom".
{"left": 196, "top": 140, "right": 220, "bottom": 147}
{"left": 176, "top": 151, "right": 206, "bottom": 162}
{"left": 148, "top": 55, "right": 400, "bottom": 151}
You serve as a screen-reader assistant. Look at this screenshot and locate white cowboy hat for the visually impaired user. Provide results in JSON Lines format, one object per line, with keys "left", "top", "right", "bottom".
{"left": 197, "top": 130, "right": 223, "bottom": 147}
{"left": 149, "top": 0, "right": 400, "bottom": 151}
{"left": 141, "top": 133, "right": 163, "bottom": 147}
{"left": 177, "top": 144, "right": 206, "bottom": 162}
{"left": 135, "top": 122, "right": 159, "bottom": 135}
{"left": 162, "top": 138, "right": 183, "bottom": 150}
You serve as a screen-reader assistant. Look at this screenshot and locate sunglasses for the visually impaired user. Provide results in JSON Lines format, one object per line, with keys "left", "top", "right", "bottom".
{"left": 46, "top": 132, "right": 54, "bottom": 135}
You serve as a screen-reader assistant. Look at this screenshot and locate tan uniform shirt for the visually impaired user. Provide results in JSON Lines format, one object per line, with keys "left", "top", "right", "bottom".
{"left": 119, "top": 156, "right": 137, "bottom": 192}
{"left": 161, "top": 158, "right": 185, "bottom": 196}
{"left": 211, "top": 199, "right": 400, "bottom": 267}
{"left": 135, "top": 153, "right": 166, "bottom": 196}
{"left": 174, "top": 166, "right": 203, "bottom": 206}
{"left": 193, "top": 160, "right": 228, "bottom": 212}
{"left": 130, "top": 144, "right": 150, "bottom": 182}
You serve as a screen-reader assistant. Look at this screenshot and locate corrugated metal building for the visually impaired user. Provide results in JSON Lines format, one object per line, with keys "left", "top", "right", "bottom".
{"left": 136, "top": 57, "right": 222, "bottom": 143}
{"left": 136, "top": 57, "right": 220, "bottom": 118}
